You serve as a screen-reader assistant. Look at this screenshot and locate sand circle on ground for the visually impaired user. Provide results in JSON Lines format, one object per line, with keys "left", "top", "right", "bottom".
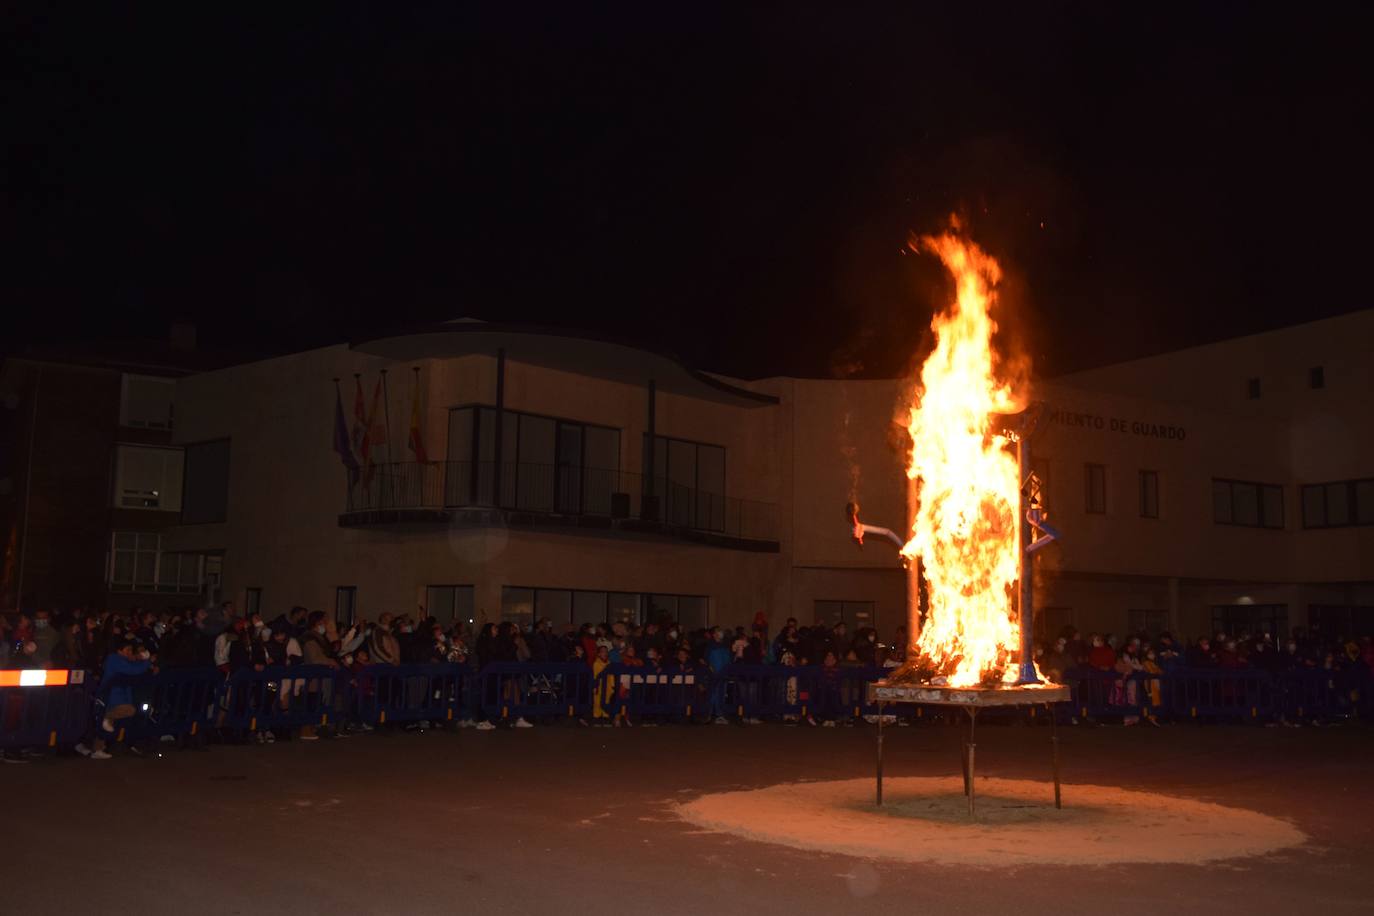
{"left": 675, "top": 777, "right": 1305, "bottom": 867}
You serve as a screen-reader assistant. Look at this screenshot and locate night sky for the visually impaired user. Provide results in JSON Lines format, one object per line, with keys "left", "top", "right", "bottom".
{"left": 4, "top": 4, "right": 1370, "bottom": 379}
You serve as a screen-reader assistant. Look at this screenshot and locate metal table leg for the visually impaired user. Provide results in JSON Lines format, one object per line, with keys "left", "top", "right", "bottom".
{"left": 1049, "top": 701, "right": 1062, "bottom": 809}
{"left": 876, "top": 701, "right": 885, "bottom": 806}
{"left": 966, "top": 707, "right": 978, "bottom": 819}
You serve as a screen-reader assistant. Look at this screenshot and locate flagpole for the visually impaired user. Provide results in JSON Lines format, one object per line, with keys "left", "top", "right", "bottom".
{"left": 380, "top": 368, "right": 398, "bottom": 507}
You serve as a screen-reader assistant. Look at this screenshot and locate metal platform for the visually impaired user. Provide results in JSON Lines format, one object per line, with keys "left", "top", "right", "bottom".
{"left": 867, "top": 680, "right": 1071, "bottom": 707}
{"left": 867, "top": 678, "right": 1070, "bottom": 818}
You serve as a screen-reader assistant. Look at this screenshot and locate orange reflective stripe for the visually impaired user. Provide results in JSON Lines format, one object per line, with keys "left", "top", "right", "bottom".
{"left": 0, "top": 669, "right": 70, "bottom": 687}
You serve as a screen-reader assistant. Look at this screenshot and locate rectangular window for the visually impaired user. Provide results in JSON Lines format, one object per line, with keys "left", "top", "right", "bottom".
{"left": 182, "top": 439, "right": 231, "bottom": 524}
{"left": 109, "top": 532, "right": 202, "bottom": 594}
{"left": 645, "top": 434, "right": 727, "bottom": 531}
{"left": 1084, "top": 463, "right": 1107, "bottom": 514}
{"left": 336, "top": 587, "right": 357, "bottom": 625}
{"left": 120, "top": 374, "right": 176, "bottom": 429}
{"left": 814, "top": 599, "right": 877, "bottom": 629}
{"left": 245, "top": 588, "right": 262, "bottom": 617}
{"left": 500, "top": 587, "right": 645, "bottom": 627}
{"left": 1302, "top": 479, "right": 1374, "bottom": 529}
{"left": 426, "top": 585, "right": 475, "bottom": 624}
{"left": 114, "top": 445, "right": 184, "bottom": 511}
{"left": 1212, "top": 479, "right": 1284, "bottom": 529}
{"left": 1128, "top": 609, "right": 1169, "bottom": 638}
{"left": 1139, "top": 470, "right": 1160, "bottom": 519}
{"left": 1309, "top": 366, "right": 1325, "bottom": 389}
{"left": 1210, "top": 604, "right": 1287, "bottom": 639}
{"left": 1309, "top": 605, "right": 1374, "bottom": 638}
{"left": 446, "top": 406, "right": 620, "bottom": 513}
{"left": 1246, "top": 377, "right": 1261, "bottom": 399}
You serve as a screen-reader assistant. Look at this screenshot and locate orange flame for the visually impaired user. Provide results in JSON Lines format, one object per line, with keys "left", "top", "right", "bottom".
{"left": 900, "top": 228, "right": 1025, "bottom": 686}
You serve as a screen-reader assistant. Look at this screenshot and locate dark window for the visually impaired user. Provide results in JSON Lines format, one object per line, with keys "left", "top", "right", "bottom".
{"left": 1139, "top": 470, "right": 1160, "bottom": 519}
{"left": 1210, "top": 604, "right": 1287, "bottom": 639}
{"left": 336, "top": 587, "right": 357, "bottom": 625}
{"left": 814, "top": 600, "right": 877, "bottom": 629}
{"left": 1128, "top": 609, "right": 1170, "bottom": 638}
{"left": 1084, "top": 464, "right": 1107, "bottom": 514}
{"left": 1309, "top": 366, "right": 1325, "bottom": 389}
{"left": 1212, "top": 479, "right": 1284, "bottom": 529}
{"left": 646, "top": 593, "right": 708, "bottom": 630}
{"left": 645, "top": 435, "right": 727, "bottom": 531}
{"left": 1035, "top": 606, "right": 1075, "bottom": 644}
{"left": 1309, "top": 605, "right": 1374, "bottom": 638}
{"left": 1246, "top": 377, "right": 1261, "bottom": 399}
{"left": 1302, "top": 479, "right": 1374, "bottom": 528}
{"left": 500, "top": 586, "right": 647, "bottom": 627}
{"left": 245, "top": 588, "right": 262, "bottom": 617}
{"left": 445, "top": 406, "right": 619, "bottom": 513}
{"left": 182, "top": 439, "right": 231, "bottom": 524}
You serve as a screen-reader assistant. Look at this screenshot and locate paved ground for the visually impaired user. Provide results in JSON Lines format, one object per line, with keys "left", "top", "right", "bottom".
{"left": 5, "top": 721, "right": 1373, "bottom": 915}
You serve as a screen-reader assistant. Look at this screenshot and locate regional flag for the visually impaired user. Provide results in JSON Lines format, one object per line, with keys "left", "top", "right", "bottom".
{"left": 333, "top": 385, "right": 359, "bottom": 473}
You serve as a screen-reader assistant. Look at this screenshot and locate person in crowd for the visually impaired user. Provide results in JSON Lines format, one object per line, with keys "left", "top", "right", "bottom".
{"left": 1186, "top": 636, "right": 1216, "bottom": 668}
{"left": 28, "top": 609, "right": 59, "bottom": 667}
{"left": 591, "top": 643, "right": 613, "bottom": 725}
{"left": 1113, "top": 644, "right": 1143, "bottom": 726}
{"left": 1087, "top": 634, "right": 1116, "bottom": 671}
{"left": 76, "top": 636, "right": 153, "bottom": 760}
{"left": 298, "top": 611, "right": 339, "bottom": 741}
{"left": 704, "top": 627, "right": 732, "bottom": 725}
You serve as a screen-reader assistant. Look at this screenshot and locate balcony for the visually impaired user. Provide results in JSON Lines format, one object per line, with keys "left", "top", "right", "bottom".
{"left": 339, "top": 461, "right": 780, "bottom": 552}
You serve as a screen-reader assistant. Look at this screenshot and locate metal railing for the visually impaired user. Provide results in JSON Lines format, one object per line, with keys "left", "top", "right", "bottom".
{"left": 345, "top": 460, "right": 779, "bottom": 542}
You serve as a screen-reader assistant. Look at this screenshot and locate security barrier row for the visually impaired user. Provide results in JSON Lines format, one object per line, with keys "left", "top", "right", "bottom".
{"left": 1, "top": 662, "right": 1368, "bottom": 748}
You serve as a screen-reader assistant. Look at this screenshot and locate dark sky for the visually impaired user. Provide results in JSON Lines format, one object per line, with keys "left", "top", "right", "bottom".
{"left": 3, "top": 4, "right": 1370, "bottom": 378}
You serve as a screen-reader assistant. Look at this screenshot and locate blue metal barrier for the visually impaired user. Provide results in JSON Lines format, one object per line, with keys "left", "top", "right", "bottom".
{"left": 220, "top": 666, "right": 352, "bottom": 732}
{"left": 102, "top": 668, "right": 226, "bottom": 741}
{"left": 352, "top": 664, "right": 469, "bottom": 725}
{"left": 480, "top": 662, "right": 593, "bottom": 720}
{"left": 0, "top": 673, "right": 93, "bottom": 748}
{"left": 597, "top": 664, "right": 709, "bottom": 720}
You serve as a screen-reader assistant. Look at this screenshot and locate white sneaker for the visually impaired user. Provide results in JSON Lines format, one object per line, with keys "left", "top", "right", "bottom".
{"left": 75, "top": 743, "right": 93, "bottom": 757}
{"left": 821, "top": 720, "right": 837, "bottom": 728}
{"left": 713, "top": 716, "right": 728, "bottom": 725}
{"left": 475, "top": 721, "right": 496, "bottom": 731}
{"left": 514, "top": 718, "right": 534, "bottom": 729}
{"left": 90, "top": 749, "right": 113, "bottom": 760}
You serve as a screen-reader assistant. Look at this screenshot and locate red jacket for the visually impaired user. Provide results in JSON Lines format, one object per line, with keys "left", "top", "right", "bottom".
{"left": 1088, "top": 645, "right": 1118, "bottom": 670}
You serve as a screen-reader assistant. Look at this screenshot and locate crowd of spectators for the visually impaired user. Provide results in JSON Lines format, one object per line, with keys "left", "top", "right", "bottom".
{"left": 2, "top": 603, "right": 1372, "bottom": 762}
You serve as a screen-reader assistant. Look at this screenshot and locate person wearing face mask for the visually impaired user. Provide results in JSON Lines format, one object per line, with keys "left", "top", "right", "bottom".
{"left": 28, "top": 610, "right": 59, "bottom": 667}
{"left": 1087, "top": 634, "right": 1117, "bottom": 671}
{"left": 297, "top": 611, "right": 340, "bottom": 741}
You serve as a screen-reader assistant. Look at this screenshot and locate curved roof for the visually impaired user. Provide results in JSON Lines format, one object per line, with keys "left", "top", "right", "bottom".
{"left": 352, "top": 320, "right": 778, "bottom": 407}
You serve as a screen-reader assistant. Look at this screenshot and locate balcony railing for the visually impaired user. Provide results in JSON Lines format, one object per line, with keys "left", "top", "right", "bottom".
{"left": 344, "top": 461, "right": 779, "bottom": 544}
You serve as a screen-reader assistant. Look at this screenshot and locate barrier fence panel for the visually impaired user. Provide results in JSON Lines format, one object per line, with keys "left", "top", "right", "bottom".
{"left": 352, "top": 664, "right": 469, "bottom": 725}
{"left": 480, "top": 662, "right": 593, "bottom": 720}
{"left": 598, "top": 664, "right": 709, "bottom": 720}
{"left": 104, "top": 668, "right": 226, "bottom": 741}
{"left": 221, "top": 666, "right": 352, "bottom": 733}
{"left": 0, "top": 673, "right": 92, "bottom": 748}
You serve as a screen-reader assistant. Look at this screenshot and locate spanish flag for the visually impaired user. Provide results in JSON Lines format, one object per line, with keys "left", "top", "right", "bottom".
{"left": 408, "top": 370, "right": 428, "bottom": 463}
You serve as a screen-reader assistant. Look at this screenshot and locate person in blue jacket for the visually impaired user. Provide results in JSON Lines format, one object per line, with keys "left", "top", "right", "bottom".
{"left": 76, "top": 636, "right": 153, "bottom": 760}
{"left": 704, "top": 627, "right": 732, "bottom": 724}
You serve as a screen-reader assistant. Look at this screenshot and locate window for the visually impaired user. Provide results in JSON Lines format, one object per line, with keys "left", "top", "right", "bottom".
{"left": 1210, "top": 604, "right": 1287, "bottom": 638}
{"left": 1128, "top": 609, "right": 1169, "bottom": 638}
{"left": 182, "top": 439, "right": 231, "bottom": 524}
{"left": 336, "top": 587, "right": 357, "bottom": 625}
{"left": 110, "top": 532, "right": 202, "bottom": 593}
{"left": 1246, "top": 377, "right": 1261, "bottom": 399}
{"left": 647, "top": 594, "right": 708, "bottom": 630}
{"left": 120, "top": 374, "right": 175, "bottom": 429}
{"left": 814, "top": 600, "right": 877, "bottom": 629}
{"left": 500, "top": 586, "right": 646, "bottom": 626}
{"left": 1309, "top": 366, "right": 1324, "bottom": 389}
{"left": 1084, "top": 463, "right": 1107, "bottom": 514}
{"left": 114, "top": 445, "right": 184, "bottom": 511}
{"left": 426, "top": 585, "right": 475, "bottom": 624}
{"left": 1139, "top": 470, "right": 1160, "bottom": 519}
{"left": 1212, "top": 479, "right": 1284, "bottom": 529}
{"left": 245, "top": 588, "right": 262, "bottom": 617}
{"left": 445, "top": 406, "right": 620, "bottom": 514}
{"left": 1308, "top": 605, "right": 1374, "bottom": 638}
{"left": 645, "top": 435, "right": 727, "bottom": 530}
{"left": 1302, "top": 479, "right": 1374, "bottom": 528}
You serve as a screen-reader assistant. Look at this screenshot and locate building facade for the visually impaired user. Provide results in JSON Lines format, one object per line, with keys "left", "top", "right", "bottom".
{"left": 0, "top": 330, "right": 215, "bottom": 613}
{"left": 140, "top": 310, "right": 1372, "bottom": 642}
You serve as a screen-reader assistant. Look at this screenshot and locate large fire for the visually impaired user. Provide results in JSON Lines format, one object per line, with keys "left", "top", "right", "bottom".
{"left": 900, "top": 228, "right": 1025, "bottom": 687}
